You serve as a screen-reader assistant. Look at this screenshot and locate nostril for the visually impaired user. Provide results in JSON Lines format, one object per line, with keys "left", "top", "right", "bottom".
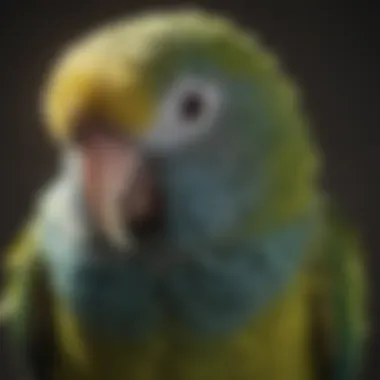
{"left": 73, "top": 114, "right": 124, "bottom": 145}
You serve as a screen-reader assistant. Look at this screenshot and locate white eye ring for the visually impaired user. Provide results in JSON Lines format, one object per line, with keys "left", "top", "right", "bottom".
{"left": 142, "top": 75, "right": 223, "bottom": 151}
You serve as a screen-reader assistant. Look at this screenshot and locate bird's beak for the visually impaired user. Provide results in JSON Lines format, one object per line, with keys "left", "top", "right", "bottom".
{"left": 42, "top": 50, "right": 159, "bottom": 251}
{"left": 78, "top": 123, "right": 159, "bottom": 251}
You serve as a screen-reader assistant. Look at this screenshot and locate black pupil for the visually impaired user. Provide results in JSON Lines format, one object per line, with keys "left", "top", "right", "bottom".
{"left": 181, "top": 92, "right": 204, "bottom": 121}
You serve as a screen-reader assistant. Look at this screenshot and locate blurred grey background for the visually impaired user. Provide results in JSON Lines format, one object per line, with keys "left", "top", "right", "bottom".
{"left": 0, "top": 0, "right": 379, "bottom": 379}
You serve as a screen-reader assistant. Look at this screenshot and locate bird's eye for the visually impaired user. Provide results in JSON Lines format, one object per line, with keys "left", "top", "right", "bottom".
{"left": 179, "top": 91, "right": 205, "bottom": 122}
{"left": 142, "top": 76, "right": 223, "bottom": 152}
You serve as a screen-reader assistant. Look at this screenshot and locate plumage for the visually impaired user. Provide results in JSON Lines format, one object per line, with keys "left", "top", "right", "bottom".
{"left": 1, "top": 8, "right": 367, "bottom": 380}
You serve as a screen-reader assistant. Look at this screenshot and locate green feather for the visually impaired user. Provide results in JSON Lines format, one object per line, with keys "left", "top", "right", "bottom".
{"left": 0, "top": 218, "right": 55, "bottom": 380}
{"left": 310, "top": 201, "right": 368, "bottom": 380}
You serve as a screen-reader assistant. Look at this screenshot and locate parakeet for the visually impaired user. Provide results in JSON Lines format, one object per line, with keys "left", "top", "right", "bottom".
{"left": 0, "top": 9, "right": 367, "bottom": 380}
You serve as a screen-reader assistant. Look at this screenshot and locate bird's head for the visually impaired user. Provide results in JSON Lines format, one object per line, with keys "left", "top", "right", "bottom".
{"left": 41, "top": 9, "right": 319, "bottom": 253}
